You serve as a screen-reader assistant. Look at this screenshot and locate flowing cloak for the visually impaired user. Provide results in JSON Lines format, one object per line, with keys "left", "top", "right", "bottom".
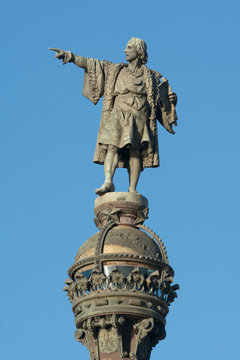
{"left": 82, "top": 58, "right": 177, "bottom": 169}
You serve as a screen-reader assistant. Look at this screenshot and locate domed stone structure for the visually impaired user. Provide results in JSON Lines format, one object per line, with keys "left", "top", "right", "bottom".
{"left": 64, "top": 193, "right": 179, "bottom": 360}
{"left": 74, "top": 225, "right": 162, "bottom": 262}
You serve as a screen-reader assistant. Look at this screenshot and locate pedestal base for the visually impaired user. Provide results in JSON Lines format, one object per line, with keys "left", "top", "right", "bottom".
{"left": 64, "top": 192, "right": 179, "bottom": 360}
{"left": 94, "top": 192, "right": 149, "bottom": 228}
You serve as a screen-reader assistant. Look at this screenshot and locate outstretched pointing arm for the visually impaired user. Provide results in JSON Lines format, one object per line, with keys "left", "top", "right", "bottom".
{"left": 49, "top": 49, "right": 105, "bottom": 105}
{"left": 49, "top": 48, "right": 87, "bottom": 69}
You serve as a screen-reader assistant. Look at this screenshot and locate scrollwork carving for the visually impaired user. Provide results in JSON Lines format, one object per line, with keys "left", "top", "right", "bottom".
{"left": 131, "top": 318, "right": 165, "bottom": 360}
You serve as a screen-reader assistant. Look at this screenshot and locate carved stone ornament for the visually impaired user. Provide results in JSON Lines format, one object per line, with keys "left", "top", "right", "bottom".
{"left": 94, "top": 192, "right": 149, "bottom": 229}
{"left": 108, "top": 266, "right": 125, "bottom": 289}
{"left": 63, "top": 214, "right": 179, "bottom": 360}
{"left": 64, "top": 266, "right": 179, "bottom": 307}
{"left": 62, "top": 207, "right": 180, "bottom": 360}
{"left": 73, "top": 314, "right": 166, "bottom": 360}
{"left": 98, "top": 327, "right": 119, "bottom": 354}
{"left": 76, "top": 273, "right": 89, "bottom": 295}
{"left": 127, "top": 267, "right": 144, "bottom": 291}
{"left": 89, "top": 268, "right": 107, "bottom": 291}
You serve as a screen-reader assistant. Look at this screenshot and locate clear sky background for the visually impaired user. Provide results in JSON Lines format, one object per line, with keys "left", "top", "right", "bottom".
{"left": 1, "top": 0, "right": 240, "bottom": 359}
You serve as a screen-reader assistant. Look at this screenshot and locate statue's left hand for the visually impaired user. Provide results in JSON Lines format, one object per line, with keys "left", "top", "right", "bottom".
{"left": 49, "top": 48, "right": 72, "bottom": 65}
{"left": 168, "top": 92, "right": 177, "bottom": 106}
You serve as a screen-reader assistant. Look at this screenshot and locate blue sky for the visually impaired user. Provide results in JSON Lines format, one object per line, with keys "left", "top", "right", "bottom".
{"left": 1, "top": 0, "right": 240, "bottom": 359}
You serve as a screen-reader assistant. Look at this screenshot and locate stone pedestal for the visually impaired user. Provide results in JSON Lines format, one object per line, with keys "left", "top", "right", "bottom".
{"left": 94, "top": 192, "right": 149, "bottom": 228}
{"left": 64, "top": 193, "right": 179, "bottom": 360}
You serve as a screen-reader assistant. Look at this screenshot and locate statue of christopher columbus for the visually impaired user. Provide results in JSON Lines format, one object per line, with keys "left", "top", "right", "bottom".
{"left": 50, "top": 37, "right": 178, "bottom": 195}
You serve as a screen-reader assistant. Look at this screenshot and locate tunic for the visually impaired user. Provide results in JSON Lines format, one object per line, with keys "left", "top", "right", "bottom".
{"left": 81, "top": 58, "right": 177, "bottom": 169}
{"left": 98, "top": 66, "right": 151, "bottom": 150}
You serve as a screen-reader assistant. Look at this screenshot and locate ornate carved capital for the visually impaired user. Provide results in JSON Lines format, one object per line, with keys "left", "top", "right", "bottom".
{"left": 73, "top": 314, "right": 166, "bottom": 360}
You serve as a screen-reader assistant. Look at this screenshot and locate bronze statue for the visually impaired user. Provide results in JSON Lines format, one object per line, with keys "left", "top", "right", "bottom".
{"left": 49, "top": 37, "right": 178, "bottom": 195}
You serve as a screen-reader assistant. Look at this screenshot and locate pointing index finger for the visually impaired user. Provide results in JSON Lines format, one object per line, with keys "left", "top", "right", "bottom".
{"left": 48, "top": 47, "right": 62, "bottom": 52}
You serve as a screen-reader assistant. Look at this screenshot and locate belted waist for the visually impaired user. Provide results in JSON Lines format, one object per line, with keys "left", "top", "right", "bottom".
{"left": 115, "top": 92, "right": 147, "bottom": 98}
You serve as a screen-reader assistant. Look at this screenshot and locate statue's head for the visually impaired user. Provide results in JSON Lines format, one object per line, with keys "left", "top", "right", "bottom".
{"left": 124, "top": 37, "right": 148, "bottom": 64}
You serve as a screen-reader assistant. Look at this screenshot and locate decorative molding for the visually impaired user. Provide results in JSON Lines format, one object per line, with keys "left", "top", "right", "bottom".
{"left": 64, "top": 265, "right": 179, "bottom": 307}
{"left": 93, "top": 195, "right": 149, "bottom": 229}
{"left": 68, "top": 253, "right": 171, "bottom": 280}
{"left": 74, "top": 314, "right": 166, "bottom": 360}
{"left": 136, "top": 224, "right": 169, "bottom": 265}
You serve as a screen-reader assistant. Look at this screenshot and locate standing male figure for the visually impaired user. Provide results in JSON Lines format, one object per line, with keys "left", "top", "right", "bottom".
{"left": 50, "top": 37, "right": 178, "bottom": 195}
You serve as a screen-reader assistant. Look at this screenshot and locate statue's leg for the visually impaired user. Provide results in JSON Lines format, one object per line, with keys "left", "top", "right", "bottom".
{"left": 128, "top": 149, "right": 141, "bottom": 193}
{"left": 112, "top": 151, "right": 119, "bottom": 178}
{"left": 95, "top": 145, "right": 118, "bottom": 195}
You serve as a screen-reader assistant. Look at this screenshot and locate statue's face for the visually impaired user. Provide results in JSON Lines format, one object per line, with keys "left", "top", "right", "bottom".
{"left": 124, "top": 40, "right": 138, "bottom": 62}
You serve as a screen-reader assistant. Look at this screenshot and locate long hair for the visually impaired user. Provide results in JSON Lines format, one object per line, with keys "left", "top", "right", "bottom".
{"left": 130, "top": 37, "right": 148, "bottom": 64}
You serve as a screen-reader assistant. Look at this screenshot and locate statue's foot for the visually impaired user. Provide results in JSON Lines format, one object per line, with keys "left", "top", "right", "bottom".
{"left": 95, "top": 182, "right": 115, "bottom": 196}
{"left": 128, "top": 188, "right": 139, "bottom": 194}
